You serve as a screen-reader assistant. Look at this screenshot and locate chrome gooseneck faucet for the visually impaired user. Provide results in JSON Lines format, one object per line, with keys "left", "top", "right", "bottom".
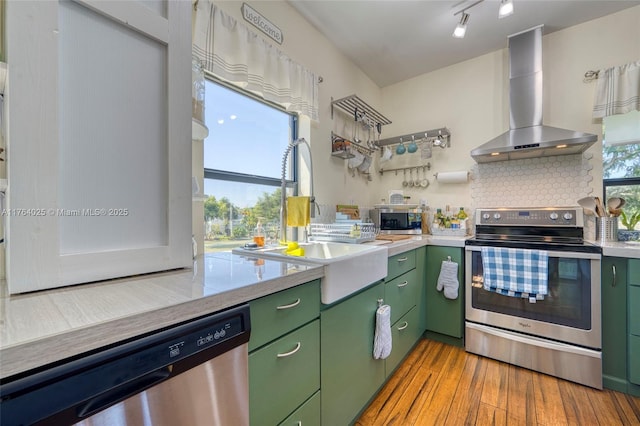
{"left": 280, "top": 138, "right": 316, "bottom": 242}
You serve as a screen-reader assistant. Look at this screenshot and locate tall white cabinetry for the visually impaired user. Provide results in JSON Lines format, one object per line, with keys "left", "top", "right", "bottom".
{"left": 5, "top": 1, "right": 192, "bottom": 293}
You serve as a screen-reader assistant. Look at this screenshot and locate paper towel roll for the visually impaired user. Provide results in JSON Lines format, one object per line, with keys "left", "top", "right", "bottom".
{"left": 435, "top": 171, "right": 468, "bottom": 184}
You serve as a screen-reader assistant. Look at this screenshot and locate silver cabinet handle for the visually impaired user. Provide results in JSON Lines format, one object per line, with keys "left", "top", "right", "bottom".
{"left": 276, "top": 298, "right": 301, "bottom": 310}
{"left": 612, "top": 265, "right": 617, "bottom": 287}
{"left": 397, "top": 257, "right": 408, "bottom": 263}
{"left": 397, "top": 321, "right": 409, "bottom": 331}
{"left": 277, "top": 342, "right": 301, "bottom": 358}
{"left": 397, "top": 281, "right": 409, "bottom": 288}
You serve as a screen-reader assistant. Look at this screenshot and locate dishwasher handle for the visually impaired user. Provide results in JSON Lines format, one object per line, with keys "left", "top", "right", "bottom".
{"left": 77, "top": 366, "right": 172, "bottom": 418}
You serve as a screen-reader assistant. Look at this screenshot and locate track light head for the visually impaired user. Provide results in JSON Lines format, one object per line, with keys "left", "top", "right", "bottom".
{"left": 452, "top": 13, "right": 469, "bottom": 38}
{"left": 499, "top": 0, "right": 514, "bottom": 18}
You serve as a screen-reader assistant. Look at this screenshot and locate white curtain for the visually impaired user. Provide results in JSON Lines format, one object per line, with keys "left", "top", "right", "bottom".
{"left": 193, "top": 1, "right": 319, "bottom": 121}
{"left": 593, "top": 60, "right": 640, "bottom": 118}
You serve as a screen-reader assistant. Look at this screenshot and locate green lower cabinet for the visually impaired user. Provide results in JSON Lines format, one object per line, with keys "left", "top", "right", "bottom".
{"left": 629, "top": 335, "right": 640, "bottom": 386}
{"left": 279, "top": 391, "right": 321, "bottom": 426}
{"left": 250, "top": 320, "right": 320, "bottom": 426}
{"left": 320, "top": 282, "right": 385, "bottom": 426}
{"left": 601, "top": 256, "right": 629, "bottom": 392}
{"left": 386, "top": 306, "right": 421, "bottom": 376}
{"left": 425, "top": 246, "right": 464, "bottom": 342}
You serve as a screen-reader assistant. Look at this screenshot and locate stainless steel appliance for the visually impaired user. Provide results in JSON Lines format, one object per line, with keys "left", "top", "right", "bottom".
{"left": 372, "top": 205, "right": 422, "bottom": 235}
{"left": 465, "top": 207, "right": 603, "bottom": 389}
{"left": 0, "top": 304, "right": 251, "bottom": 425}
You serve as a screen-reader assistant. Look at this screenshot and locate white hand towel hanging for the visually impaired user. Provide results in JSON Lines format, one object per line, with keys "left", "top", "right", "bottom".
{"left": 373, "top": 304, "right": 392, "bottom": 360}
{"left": 437, "top": 258, "right": 459, "bottom": 300}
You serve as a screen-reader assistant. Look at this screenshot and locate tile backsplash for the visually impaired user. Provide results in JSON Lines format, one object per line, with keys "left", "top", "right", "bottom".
{"left": 470, "top": 153, "right": 594, "bottom": 208}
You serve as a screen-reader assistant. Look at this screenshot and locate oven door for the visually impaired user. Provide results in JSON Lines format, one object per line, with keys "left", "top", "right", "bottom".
{"left": 465, "top": 245, "right": 601, "bottom": 350}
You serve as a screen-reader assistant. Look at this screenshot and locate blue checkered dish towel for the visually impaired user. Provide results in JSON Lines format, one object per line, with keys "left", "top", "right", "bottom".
{"left": 481, "top": 247, "right": 549, "bottom": 301}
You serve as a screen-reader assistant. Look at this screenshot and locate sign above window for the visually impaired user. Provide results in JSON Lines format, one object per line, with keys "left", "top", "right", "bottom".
{"left": 241, "top": 3, "right": 283, "bottom": 45}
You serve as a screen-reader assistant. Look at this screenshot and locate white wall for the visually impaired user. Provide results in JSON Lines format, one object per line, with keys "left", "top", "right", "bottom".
{"left": 207, "top": 2, "right": 639, "bottom": 217}
{"left": 381, "top": 5, "right": 640, "bottom": 212}
{"left": 213, "top": 1, "right": 385, "bottom": 212}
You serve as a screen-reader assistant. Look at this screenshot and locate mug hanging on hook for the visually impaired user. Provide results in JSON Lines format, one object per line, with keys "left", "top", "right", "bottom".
{"left": 396, "top": 137, "right": 406, "bottom": 155}
{"left": 407, "top": 135, "right": 418, "bottom": 154}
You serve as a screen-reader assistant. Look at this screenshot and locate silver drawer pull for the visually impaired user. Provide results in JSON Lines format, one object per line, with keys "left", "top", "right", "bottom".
{"left": 277, "top": 342, "right": 301, "bottom": 358}
{"left": 397, "top": 257, "right": 408, "bottom": 263}
{"left": 397, "top": 281, "right": 409, "bottom": 288}
{"left": 276, "top": 298, "right": 301, "bottom": 310}
{"left": 397, "top": 321, "right": 409, "bottom": 331}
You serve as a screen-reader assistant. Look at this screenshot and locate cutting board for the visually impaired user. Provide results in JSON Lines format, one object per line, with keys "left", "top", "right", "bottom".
{"left": 376, "top": 234, "right": 412, "bottom": 242}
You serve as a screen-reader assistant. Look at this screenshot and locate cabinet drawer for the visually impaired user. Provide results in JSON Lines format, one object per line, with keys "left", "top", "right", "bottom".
{"left": 629, "top": 259, "right": 640, "bottom": 286}
{"left": 249, "top": 320, "right": 320, "bottom": 426}
{"left": 387, "top": 250, "right": 416, "bottom": 281}
{"left": 385, "top": 268, "right": 419, "bottom": 324}
{"left": 386, "top": 306, "right": 422, "bottom": 376}
{"left": 630, "top": 335, "right": 640, "bottom": 385}
{"left": 249, "top": 280, "right": 320, "bottom": 351}
{"left": 630, "top": 285, "right": 640, "bottom": 337}
{"left": 278, "top": 390, "right": 320, "bottom": 426}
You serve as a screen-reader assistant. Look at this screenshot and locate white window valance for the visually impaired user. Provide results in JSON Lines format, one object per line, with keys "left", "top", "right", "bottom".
{"left": 593, "top": 60, "right": 640, "bottom": 119}
{"left": 193, "top": 2, "right": 319, "bottom": 121}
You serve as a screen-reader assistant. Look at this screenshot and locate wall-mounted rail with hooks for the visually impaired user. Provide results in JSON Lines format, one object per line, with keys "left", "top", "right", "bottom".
{"left": 379, "top": 163, "right": 431, "bottom": 176}
{"left": 378, "top": 127, "right": 451, "bottom": 147}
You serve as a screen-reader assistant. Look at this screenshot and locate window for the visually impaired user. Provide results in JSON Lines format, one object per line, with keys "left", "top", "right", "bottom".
{"left": 203, "top": 79, "right": 297, "bottom": 252}
{"left": 602, "top": 110, "right": 640, "bottom": 231}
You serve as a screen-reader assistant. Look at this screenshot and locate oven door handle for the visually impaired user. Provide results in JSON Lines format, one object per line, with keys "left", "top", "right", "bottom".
{"left": 464, "top": 245, "right": 601, "bottom": 260}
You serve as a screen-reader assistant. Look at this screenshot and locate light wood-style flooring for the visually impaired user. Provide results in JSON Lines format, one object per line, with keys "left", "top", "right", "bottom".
{"left": 356, "top": 339, "right": 640, "bottom": 425}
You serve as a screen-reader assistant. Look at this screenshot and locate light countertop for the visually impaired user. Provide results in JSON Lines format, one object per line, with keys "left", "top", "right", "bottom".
{"left": 6, "top": 234, "right": 636, "bottom": 380}
{"left": 0, "top": 252, "right": 323, "bottom": 379}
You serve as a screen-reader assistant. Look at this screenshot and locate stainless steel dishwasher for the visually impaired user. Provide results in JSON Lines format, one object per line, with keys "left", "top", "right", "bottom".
{"left": 0, "top": 304, "right": 251, "bottom": 426}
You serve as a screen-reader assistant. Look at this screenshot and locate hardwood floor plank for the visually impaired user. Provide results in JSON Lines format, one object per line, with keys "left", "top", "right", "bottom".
{"left": 444, "top": 355, "right": 488, "bottom": 425}
{"left": 557, "top": 379, "right": 599, "bottom": 425}
{"left": 611, "top": 392, "right": 640, "bottom": 425}
{"left": 532, "top": 371, "right": 569, "bottom": 426}
{"left": 356, "top": 340, "right": 640, "bottom": 426}
{"left": 506, "top": 364, "right": 537, "bottom": 425}
{"left": 413, "top": 342, "right": 468, "bottom": 423}
{"left": 481, "top": 357, "right": 509, "bottom": 411}
{"left": 477, "top": 402, "right": 508, "bottom": 426}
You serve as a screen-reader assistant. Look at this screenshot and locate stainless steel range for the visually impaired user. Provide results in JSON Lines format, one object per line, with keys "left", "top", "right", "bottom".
{"left": 465, "top": 206, "right": 602, "bottom": 389}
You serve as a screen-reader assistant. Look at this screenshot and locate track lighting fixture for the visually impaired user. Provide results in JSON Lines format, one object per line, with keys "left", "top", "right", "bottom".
{"left": 452, "top": 13, "right": 469, "bottom": 38}
{"left": 499, "top": 0, "right": 514, "bottom": 18}
{"left": 452, "top": 0, "right": 514, "bottom": 38}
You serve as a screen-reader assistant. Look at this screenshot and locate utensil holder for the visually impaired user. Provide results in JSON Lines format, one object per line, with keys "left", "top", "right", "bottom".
{"left": 597, "top": 217, "right": 618, "bottom": 243}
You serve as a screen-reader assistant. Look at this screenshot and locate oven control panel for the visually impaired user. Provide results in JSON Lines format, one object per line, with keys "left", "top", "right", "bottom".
{"left": 476, "top": 207, "right": 583, "bottom": 227}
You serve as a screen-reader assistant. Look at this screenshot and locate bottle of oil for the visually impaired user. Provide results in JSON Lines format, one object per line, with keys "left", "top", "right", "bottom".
{"left": 253, "top": 221, "right": 265, "bottom": 247}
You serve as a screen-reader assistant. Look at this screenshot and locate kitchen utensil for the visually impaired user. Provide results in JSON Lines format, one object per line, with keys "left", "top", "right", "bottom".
{"left": 380, "top": 146, "right": 393, "bottom": 163}
{"left": 408, "top": 168, "right": 414, "bottom": 187}
{"left": 402, "top": 170, "right": 408, "bottom": 187}
{"left": 607, "top": 197, "right": 625, "bottom": 211}
{"left": 358, "top": 154, "right": 372, "bottom": 173}
{"left": 577, "top": 196, "right": 598, "bottom": 216}
{"left": 594, "top": 196, "right": 606, "bottom": 217}
{"left": 421, "top": 137, "right": 432, "bottom": 160}
{"left": 348, "top": 150, "right": 364, "bottom": 170}
{"left": 396, "top": 138, "right": 406, "bottom": 155}
{"left": 407, "top": 136, "right": 418, "bottom": 154}
{"left": 414, "top": 168, "right": 421, "bottom": 186}
{"left": 420, "top": 169, "right": 429, "bottom": 188}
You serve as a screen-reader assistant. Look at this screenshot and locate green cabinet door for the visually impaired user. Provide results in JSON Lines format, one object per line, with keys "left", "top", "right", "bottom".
{"left": 425, "top": 246, "right": 464, "bottom": 339}
{"left": 321, "top": 282, "right": 385, "bottom": 426}
{"left": 601, "top": 256, "right": 628, "bottom": 392}
{"left": 250, "top": 320, "right": 320, "bottom": 426}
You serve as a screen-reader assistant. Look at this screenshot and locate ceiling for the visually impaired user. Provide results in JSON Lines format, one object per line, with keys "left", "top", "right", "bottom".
{"left": 288, "top": 0, "right": 640, "bottom": 88}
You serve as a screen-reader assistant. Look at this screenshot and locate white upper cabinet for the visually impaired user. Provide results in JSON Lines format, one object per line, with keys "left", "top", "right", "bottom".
{"left": 5, "top": 0, "right": 192, "bottom": 293}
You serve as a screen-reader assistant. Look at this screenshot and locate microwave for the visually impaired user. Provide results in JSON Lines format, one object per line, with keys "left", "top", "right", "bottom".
{"left": 372, "top": 206, "right": 423, "bottom": 235}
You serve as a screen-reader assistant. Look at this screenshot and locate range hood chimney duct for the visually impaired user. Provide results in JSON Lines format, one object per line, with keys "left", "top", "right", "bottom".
{"left": 471, "top": 25, "right": 597, "bottom": 163}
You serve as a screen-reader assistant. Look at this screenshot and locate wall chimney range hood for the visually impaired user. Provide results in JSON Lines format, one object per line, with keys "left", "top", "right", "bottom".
{"left": 471, "top": 25, "right": 597, "bottom": 163}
